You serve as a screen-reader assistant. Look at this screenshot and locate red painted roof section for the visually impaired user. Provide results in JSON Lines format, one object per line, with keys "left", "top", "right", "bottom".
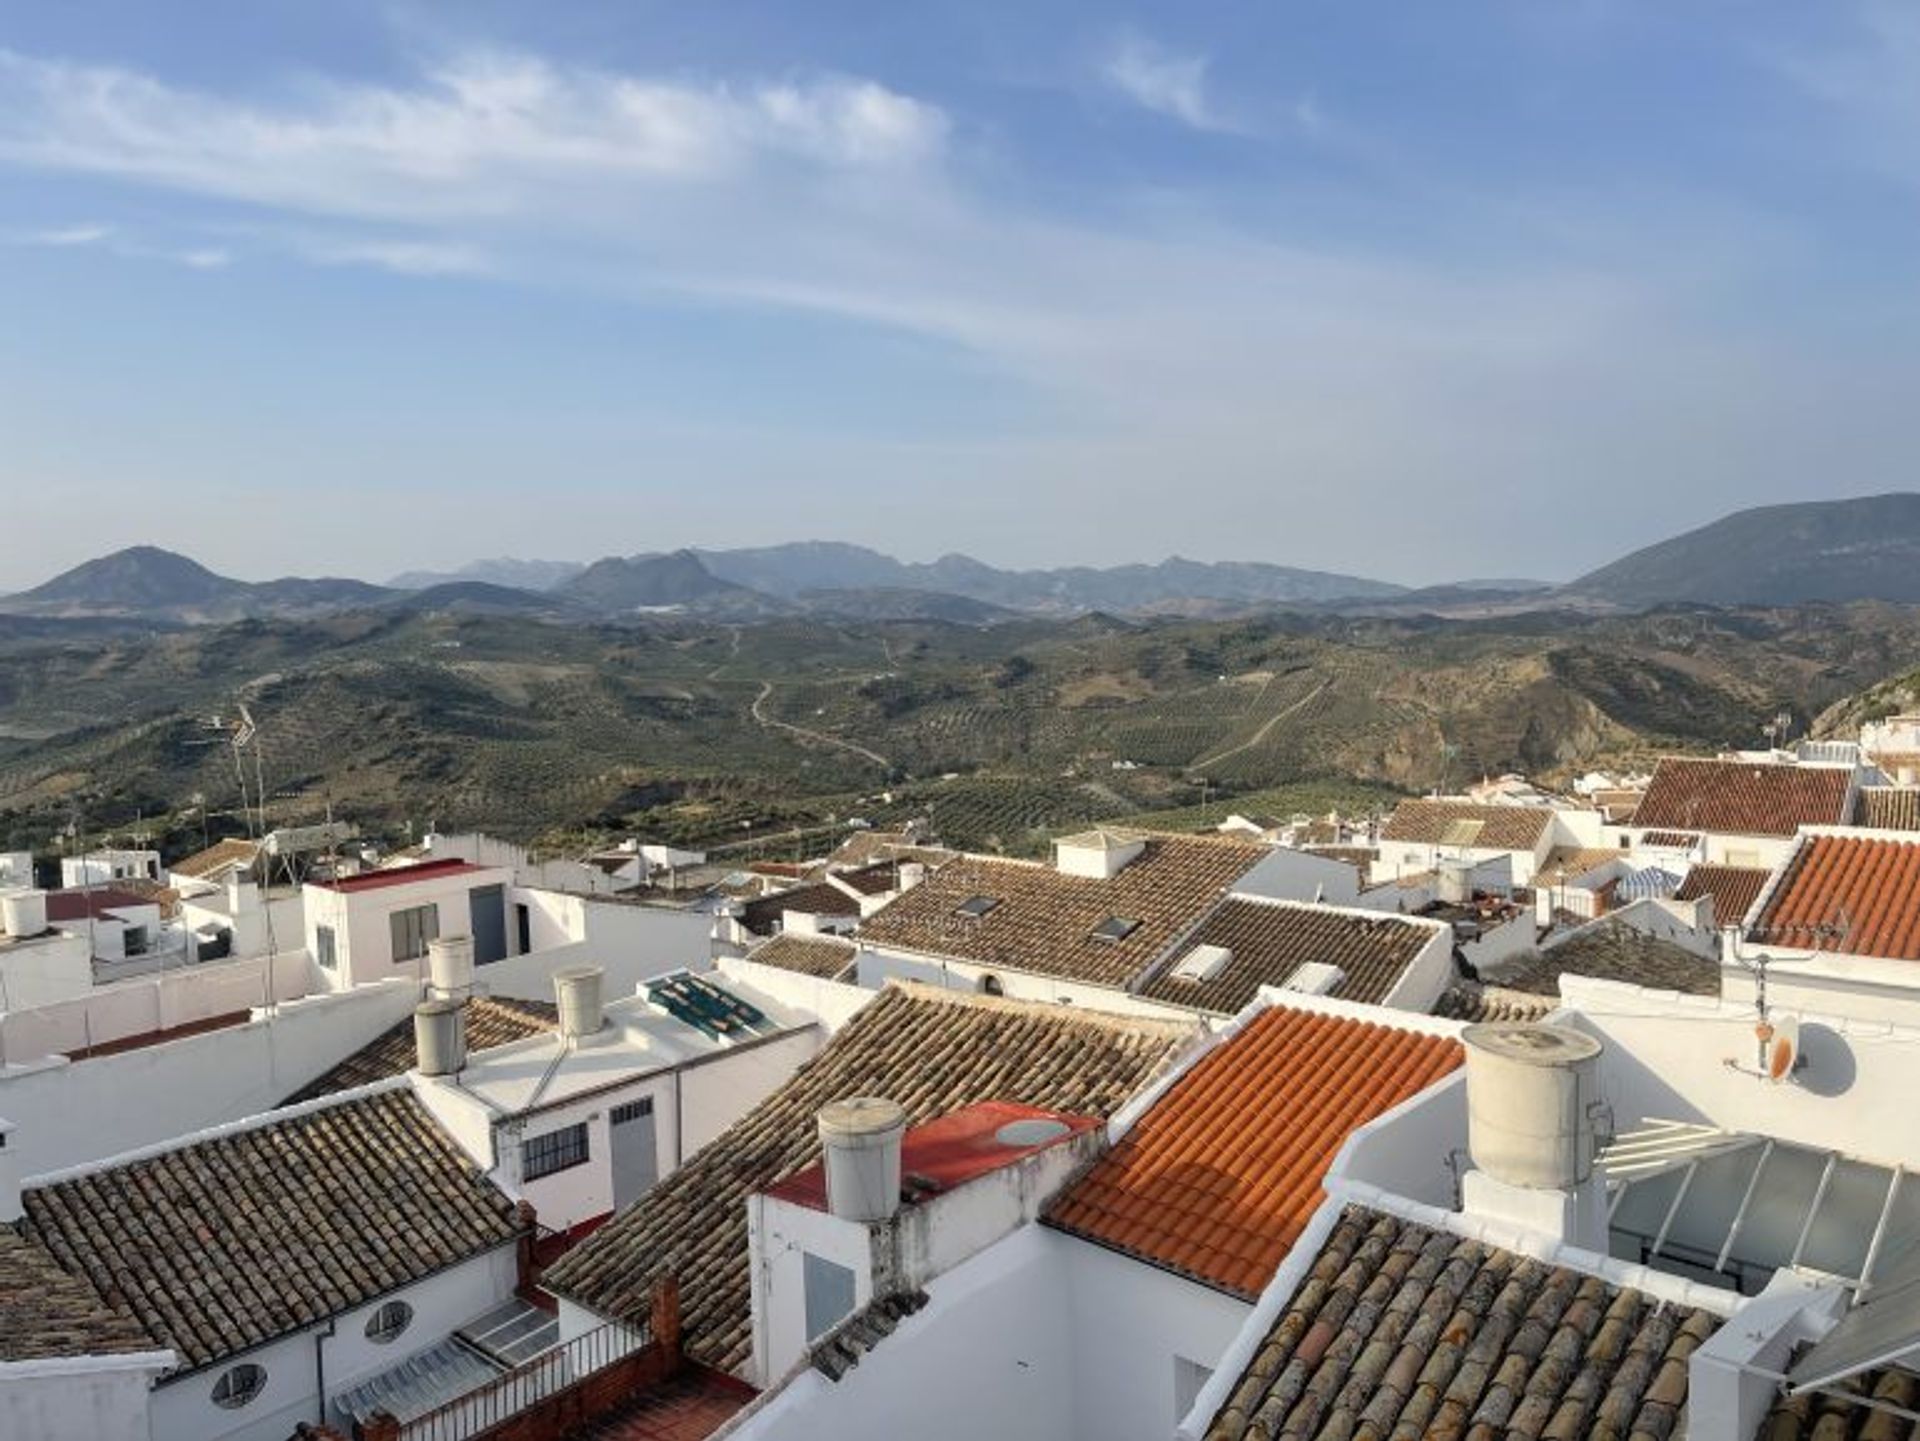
{"left": 765, "top": 1101, "right": 1099, "bottom": 1211}
{"left": 44, "top": 887, "right": 157, "bottom": 922}
{"left": 1750, "top": 832, "right": 1920, "bottom": 959}
{"left": 311, "top": 858, "right": 487, "bottom": 893}
{"left": 1045, "top": 1007, "right": 1463, "bottom": 1299}
{"left": 1633, "top": 758, "right": 1853, "bottom": 838}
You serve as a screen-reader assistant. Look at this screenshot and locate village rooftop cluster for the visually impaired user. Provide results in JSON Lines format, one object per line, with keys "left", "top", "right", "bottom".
{"left": 6, "top": 719, "right": 1920, "bottom": 1438}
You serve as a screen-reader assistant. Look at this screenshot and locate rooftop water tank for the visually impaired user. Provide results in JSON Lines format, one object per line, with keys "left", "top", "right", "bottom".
{"left": 427, "top": 934, "right": 475, "bottom": 999}
{"left": 816, "top": 1096, "right": 907, "bottom": 1223}
{"left": 553, "top": 965, "right": 606, "bottom": 1040}
{"left": 413, "top": 999, "right": 467, "bottom": 1077}
{"left": 1463, "top": 1022, "right": 1604, "bottom": 1189}
{"left": 1, "top": 890, "right": 48, "bottom": 939}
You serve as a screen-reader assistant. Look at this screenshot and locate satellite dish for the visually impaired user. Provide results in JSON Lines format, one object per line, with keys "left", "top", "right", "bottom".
{"left": 1765, "top": 1013, "right": 1800, "bottom": 1083}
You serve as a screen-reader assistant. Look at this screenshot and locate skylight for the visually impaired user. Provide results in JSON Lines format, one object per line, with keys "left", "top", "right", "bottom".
{"left": 955, "top": 895, "right": 1001, "bottom": 919}
{"left": 1090, "top": 915, "right": 1142, "bottom": 943}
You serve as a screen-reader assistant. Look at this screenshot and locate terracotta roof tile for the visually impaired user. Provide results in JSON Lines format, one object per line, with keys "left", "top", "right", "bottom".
{"left": 739, "top": 864, "right": 899, "bottom": 936}
{"left": 1431, "top": 983, "right": 1558, "bottom": 1024}
{"left": 282, "top": 996, "right": 560, "bottom": 1103}
{"left": 1758, "top": 1352, "right": 1920, "bottom": 1440}
{"left": 743, "top": 933, "right": 858, "bottom": 982}
{"left": 1673, "top": 864, "right": 1770, "bottom": 927}
{"left": 1633, "top": 758, "right": 1854, "bottom": 838}
{"left": 1750, "top": 831, "right": 1920, "bottom": 959}
{"left": 1856, "top": 787, "right": 1920, "bottom": 832}
{"left": 856, "top": 834, "right": 1265, "bottom": 987}
{"left": 1044, "top": 1008, "right": 1461, "bottom": 1298}
{"left": 1139, "top": 899, "right": 1442, "bottom": 1014}
{"left": 1379, "top": 801, "right": 1555, "bottom": 851}
{"left": 166, "top": 837, "right": 262, "bottom": 881}
{"left": 543, "top": 984, "right": 1195, "bottom": 1376}
{"left": 22, "top": 1088, "right": 521, "bottom": 1371}
{"left": 0, "top": 1229, "right": 157, "bottom": 1362}
{"left": 1486, "top": 929, "right": 1721, "bottom": 997}
{"left": 1201, "top": 1205, "right": 1719, "bottom": 1441}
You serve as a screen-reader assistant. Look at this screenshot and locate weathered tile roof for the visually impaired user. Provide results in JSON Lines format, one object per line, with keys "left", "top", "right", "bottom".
{"left": 742, "top": 933, "right": 859, "bottom": 982}
{"left": 1201, "top": 1205, "right": 1717, "bottom": 1441}
{"left": 0, "top": 1229, "right": 158, "bottom": 1362}
{"left": 1138, "top": 899, "right": 1441, "bottom": 1014}
{"left": 855, "top": 834, "right": 1266, "bottom": 987}
{"left": 1304, "top": 846, "right": 1377, "bottom": 886}
{"left": 1750, "top": 831, "right": 1920, "bottom": 959}
{"left": 1637, "top": 830, "right": 1702, "bottom": 849}
{"left": 23, "top": 1088, "right": 522, "bottom": 1371}
{"left": 739, "top": 863, "right": 897, "bottom": 936}
{"left": 1632, "top": 757, "right": 1854, "bottom": 838}
{"left": 1486, "top": 929, "right": 1721, "bottom": 998}
{"left": 283, "top": 995, "right": 560, "bottom": 1103}
{"left": 167, "top": 837, "right": 262, "bottom": 881}
{"left": 809, "top": 1289, "right": 929, "bottom": 1381}
{"left": 1673, "top": 864, "right": 1770, "bottom": 927}
{"left": 1379, "top": 801, "right": 1556, "bottom": 852}
{"left": 1045, "top": 1008, "right": 1461, "bottom": 1299}
{"left": 1431, "top": 983, "right": 1559, "bottom": 1024}
{"left": 1533, "top": 846, "right": 1628, "bottom": 887}
{"left": 1759, "top": 1354, "right": 1919, "bottom": 1440}
{"left": 1856, "top": 786, "right": 1920, "bottom": 832}
{"left": 543, "top": 983, "right": 1195, "bottom": 1375}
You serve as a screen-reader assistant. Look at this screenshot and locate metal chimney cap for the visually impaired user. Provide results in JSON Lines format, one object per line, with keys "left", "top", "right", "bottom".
{"left": 817, "top": 1096, "right": 907, "bottom": 1141}
{"left": 1461, "top": 1022, "right": 1602, "bottom": 1065}
{"left": 552, "top": 964, "right": 604, "bottom": 984}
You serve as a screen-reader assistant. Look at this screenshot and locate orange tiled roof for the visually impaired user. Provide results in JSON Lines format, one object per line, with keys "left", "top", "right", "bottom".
{"left": 1633, "top": 757, "right": 1853, "bottom": 838}
{"left": 1750, "top": 832, "right": 1920, "bottom": 959}
{"left": 1674, "top": 863, "right": 1770, "bottom": 927}
{"left": 1044, "top": 1006, "right": 1462, "bottom": 1298}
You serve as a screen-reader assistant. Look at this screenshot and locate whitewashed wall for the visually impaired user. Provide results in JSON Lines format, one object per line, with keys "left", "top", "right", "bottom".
{"left": 0, "top": 1353, "right": 172, "bottom": 1441}
{"left": 1235, "top": 849, "right": 1361, "bottom": 905}
{"left": 2, "top": 980, "right": 418, "bottom": 1176}
{"left": 0, "top": 948, "right": 314, "bottom": 1066}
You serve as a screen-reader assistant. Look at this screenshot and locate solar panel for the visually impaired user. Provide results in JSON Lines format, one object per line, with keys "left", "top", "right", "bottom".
{"left": 1790, "top": 1236, "right": 1920, "bottom": 1393}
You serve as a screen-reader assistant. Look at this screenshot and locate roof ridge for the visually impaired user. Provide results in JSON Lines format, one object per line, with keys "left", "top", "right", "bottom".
{"left": 882, "top": 978, "right": 1197, "bottom": 1039}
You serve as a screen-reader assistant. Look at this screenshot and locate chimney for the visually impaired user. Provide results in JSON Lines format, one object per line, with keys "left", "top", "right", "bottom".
{"left": 0, "top": 1117, "right": 22, "bottom": 1223}
{"left": 1459, "top": 1022, "right": 1607, "bottom": 1249}
{"left": 816, "top": 1097, "right": 907, "bottom": 1223}
{"left": 897, "top": 862, "right": 927, "bottom": 891}
{"left": 427, "top": 934, "right": 476, "bottom": 1001}
{"left": 1054, "top": 829, "right": 1146, "bottom": 880}
{"left": 413, "top": 999, "right": 468, "bottom": 1077}
{"left": 553, "top": 965, "right": 606, "bottom": 1042}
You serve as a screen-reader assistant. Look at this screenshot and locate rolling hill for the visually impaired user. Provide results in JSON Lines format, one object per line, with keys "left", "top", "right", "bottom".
{"left": 1565, "top": 494, "right": 1920, "bottom": 607}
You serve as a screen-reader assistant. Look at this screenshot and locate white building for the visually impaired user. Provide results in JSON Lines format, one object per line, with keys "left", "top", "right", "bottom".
{"left": 59, "top": 848, "right": 162, "bottom": 888}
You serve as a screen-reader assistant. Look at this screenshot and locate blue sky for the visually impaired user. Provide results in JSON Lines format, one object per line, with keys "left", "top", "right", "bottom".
{"left": 4, "top": 1, "right": 1920, "bottom": 589}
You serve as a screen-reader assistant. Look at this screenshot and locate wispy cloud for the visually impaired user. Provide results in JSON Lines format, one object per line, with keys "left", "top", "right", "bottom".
{"left": 8, "top": 221, "right": 113, "bottom": 247}
{"left": 308, "top": 238, "right": 491, "bottom": 276}
{"left": 1100, "top": 31, "right": 1229, "bottom": 132}
{"left": 0, "top": 48, "right": 947, "bottom": 223}
{"left": 1771, "top": 3, "right": 1920, "bottom": 189}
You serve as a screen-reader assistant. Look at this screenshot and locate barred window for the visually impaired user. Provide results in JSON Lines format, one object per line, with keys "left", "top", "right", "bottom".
{"left": 211, "top": 1363, "right": 267, "bottom": 1410}
{"left": 365, "top": 1299, "right": 414, "bottom": 1345}
{"left": 521, "top": 1122, "right": 590, "bottom": 1180}
{"left": 611, "top": 1098, "right": 653, "bottom": 1126}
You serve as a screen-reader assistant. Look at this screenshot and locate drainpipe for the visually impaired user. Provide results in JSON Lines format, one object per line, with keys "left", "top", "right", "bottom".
{"left": 312, "top": 1317, "right": 337, "bottom": 1425}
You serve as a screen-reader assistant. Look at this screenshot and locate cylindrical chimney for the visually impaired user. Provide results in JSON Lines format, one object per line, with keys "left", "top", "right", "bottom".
{"left": 816, "top": 1097, "right": 907, "bottom": 1222}
{"left": 553, "top": 965, "right": 606, "bottom": 1040}
{"left": 414, "top": 999, "right": 468, "bottom": 1076}
{"left": 428, "top": 935, "right": 476, "bottom": 1000}
{"left": 1462, "top": 1022, "right": 1603, "bottom": 1189}
{"left": 0, "top": 889, "right": 48, "bottom": 938}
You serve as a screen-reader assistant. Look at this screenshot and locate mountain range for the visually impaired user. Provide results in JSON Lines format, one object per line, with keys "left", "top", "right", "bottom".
{"left": 7, "top": 494, "right": 1920, "bottom": 625}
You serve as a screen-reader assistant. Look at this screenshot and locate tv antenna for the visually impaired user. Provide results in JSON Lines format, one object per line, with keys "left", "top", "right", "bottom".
{"left": 1723, "top": 935, "right": 1807, "bottom": 1083}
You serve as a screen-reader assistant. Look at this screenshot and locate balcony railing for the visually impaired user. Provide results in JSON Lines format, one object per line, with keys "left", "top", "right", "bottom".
{"left": 388, "top": 1319, "right": 650, "bottom": 1441}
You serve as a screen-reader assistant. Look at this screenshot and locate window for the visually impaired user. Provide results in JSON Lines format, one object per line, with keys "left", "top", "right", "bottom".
{"left": 211, "top": 1363, "right": 267, "bottom": 1410}
{"left": 1089, "top": 915, "right": 1141, "bottom": 943}
{"left": 978, "top": 973, "right": 1005, "bottom": 997}
{"left": 611, "top": 1098, "right": 654, "bottom": 1126}
{"left": 954, "top": 895, "right": 1001, "bottom": 919}
{"left": 122, "top": 924, "right": 150, "bottom": 957}
{"left": 365, "top": 1299, "right": 414, "bottom": 1345}
{"left": 803, "top": 1252, "right": 857, "bottom": 1342}
{"left": 521, "top": 1122, "right": 590, "bottom": 1181}
{"left": 315, "top": 924, "right": 338, "bottom": 971}
{"left": 389, "top": 904, "right": 440, "bottom": 964}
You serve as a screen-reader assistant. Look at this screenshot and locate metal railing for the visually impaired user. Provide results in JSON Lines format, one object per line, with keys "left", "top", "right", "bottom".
{"left": 396, "top": 1319, "right": 651, "bottom": 1441}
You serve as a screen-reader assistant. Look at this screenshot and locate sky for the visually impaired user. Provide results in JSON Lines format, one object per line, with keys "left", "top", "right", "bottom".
{"left": 4, "top": 1, "right": 1920, "bottom": 590}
